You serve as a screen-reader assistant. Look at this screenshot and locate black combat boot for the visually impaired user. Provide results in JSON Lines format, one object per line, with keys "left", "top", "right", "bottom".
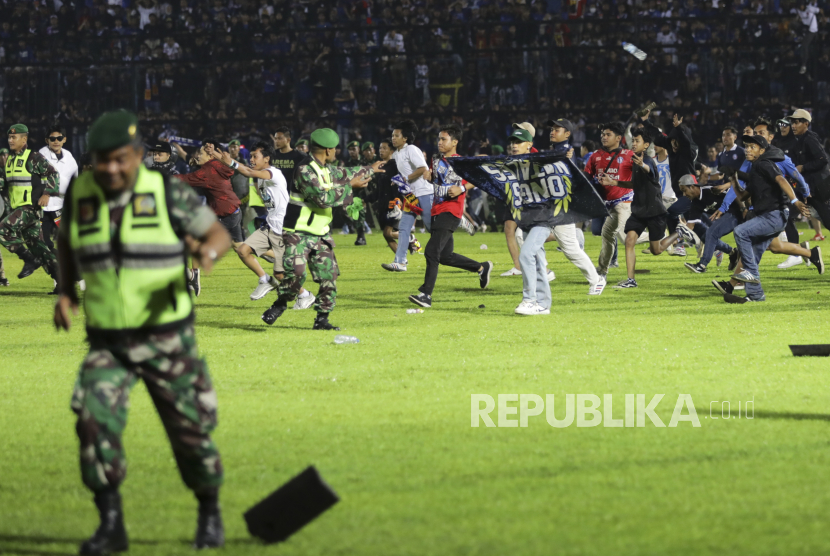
{"left": 313, "top": 312, "right": 340, "bottom": 330}
{"left": 17, "top": 250, "right": 42, "bottom": 279}
{"left": 79, "top": 488, "right": 128, "bottom": 555}
{"left": 354, "top": 226, "right": 366, "bottom": 245}
{"left": 261, "top": 299, "right": 287, "bottom": 325}
{"left": 194, "top": 492, "right": 224, "bottom": 550}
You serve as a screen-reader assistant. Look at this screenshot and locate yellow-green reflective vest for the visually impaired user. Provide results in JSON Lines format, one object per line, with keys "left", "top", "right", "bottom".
{"left": 283, "top": 160, "right": 332, "bottom": 236}
{"left": 68, "top": 166, "right": 192, "bottom": 333}
{"left": 5, "top": 149, "right": 33, "bottom": 209}
{"left": 249, "top": 177, "right": 264, "bottom": 207}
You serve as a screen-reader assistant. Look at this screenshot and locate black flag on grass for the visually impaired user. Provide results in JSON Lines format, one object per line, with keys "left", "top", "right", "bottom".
{"left": 445, "top": 152, "right": 608, "bottom": 225}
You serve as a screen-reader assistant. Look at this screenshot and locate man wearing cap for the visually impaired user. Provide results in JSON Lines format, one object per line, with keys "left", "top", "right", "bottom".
{"left": 147, "top": 141, "right": 179, "bottom": 176}
{"left": 790, "top": 109, "right": 830, "bottom": 235}
{"left": 0, "top": 147, "right": 7, "bottom": 285}
{"left": 725, "top": 134, "right": 810, "bottom": 303}
{"left": 361, "top": 142, "right": 377, "bottom": 165}
{"left": 295, "top": 138, "right": 310, "bottom": 154}
{"left": 54, "top": 110, "right": 232, "bottom": 553}
{"left": 0, "top": 123, "right": 61, "bottom": 281}
{"left": 261, "top": 128, "right": 384, "bottom": 330}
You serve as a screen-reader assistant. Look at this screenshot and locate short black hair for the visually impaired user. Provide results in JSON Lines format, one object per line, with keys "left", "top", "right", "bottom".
{"left": 630, "top": 128, "right": 653, "bottom": 144}
{"left": 274, "top": 126, "right": 291, "bottom": 137}
{"left": 394, "top": 119, "right": 418, "bottom": 143}
{"left": 601, "top": 122, "right": 625, "bottom": 137}
{"left": 582, "top": 139, "right": 597, "bottom": 152}
{"left": 439, "top": 123, "right": 463, "bottom": 142}
{"left": 201, "top": 138, "right": 224, "bottom": 152}
{"left": 379, "top": 138, "right": 393, "bottom": 149}
{"left": 723, "top": 126, "right": 739, "bottom": 136}
{"left": 250, "top": 141, "right": 274, "bottom": 163}
{"left": 754, "top": 117, "right": 773, "bottom": 130}
{"left": 47, "top": 125, "right": 65, "bottom": 137}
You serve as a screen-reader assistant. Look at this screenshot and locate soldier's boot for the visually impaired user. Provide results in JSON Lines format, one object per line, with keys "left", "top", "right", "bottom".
{"left": 261, "top": 299, "right": 288, "bottom": 325}
{"left": 16, "top": 250, "right": 42, "bottom": 279}
{"left": 44, "top": 259, "right": 59, "bottom": 280}
{"left": 80, "top": 488, "right": 128, "bottom": 556}
{"left": 313, "top": 312, "right": 340, "bottom": 331}
{"left": 355, "top": 226, "right": 367, "bottom": 246}
{"left": 194, "top": 494, "right": 224, "bottom": 550}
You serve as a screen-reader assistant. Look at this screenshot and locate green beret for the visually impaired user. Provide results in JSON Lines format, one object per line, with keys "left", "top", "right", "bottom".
{"left": 7, "top": 124, "right": 28, "bottom": 135}
{"left": 0, "top": 148, "right": 9, "bottom": 155}
{"left": 87, "top": 110, "right": 140, "bottom": 152}
{"left": 228, "top": 139, "right": 241, "bottom": 146}
{"left": 491, "top": 145, "right": 504, "bottom": 155}
{"left": 296, "top": 139, "right": 309, "bottom": 146}
{"left": 361, "top": 142, "right": 374, "bottom": 151}
{"left": 310, "top": 128, "right": 339, "bottom": 149}
{"left": 347, "top": 140, "right": 360, "bottom": 148}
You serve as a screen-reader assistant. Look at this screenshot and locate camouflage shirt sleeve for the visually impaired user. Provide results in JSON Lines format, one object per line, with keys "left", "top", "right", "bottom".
{"left": 296, "top": 164, "right": 365, "bottom": 209}
{"left": 27, "top": 151, "right": 60, "bottom": 196}
{"left": 0, "top": 168, "right": 5, "bottom": 195}
{"left": 167, "top": 176, "right": 217, "bottom": 238}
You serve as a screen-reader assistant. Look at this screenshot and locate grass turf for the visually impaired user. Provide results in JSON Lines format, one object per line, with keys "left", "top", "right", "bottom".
{"left": 1, "top": 227, "right": 829, "bottom": 556}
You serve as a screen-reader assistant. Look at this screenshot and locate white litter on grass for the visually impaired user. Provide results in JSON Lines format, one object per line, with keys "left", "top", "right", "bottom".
{"left": 480, "top": 244, "right": 488, "bottom": 250}
{"left": 406, "top": 309, "right": 424, "bottom": 314}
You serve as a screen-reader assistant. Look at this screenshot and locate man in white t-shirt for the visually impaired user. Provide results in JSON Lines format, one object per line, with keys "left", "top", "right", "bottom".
{"left": 38, "top": 126, "right": 79, "bottom": 271}
{"left": 383, "top": 119, "right": 432, "bottom": 271}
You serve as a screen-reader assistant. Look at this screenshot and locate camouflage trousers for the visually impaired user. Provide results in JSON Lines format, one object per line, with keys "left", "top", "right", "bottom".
{"left": 0, "top": 206, "right": 56, "bottom": 264}
{"left": 277, "top": 231, "right": 339, "bottom": 313}
{"left": 70, "top": 324, "right": 223, "bottom": 494}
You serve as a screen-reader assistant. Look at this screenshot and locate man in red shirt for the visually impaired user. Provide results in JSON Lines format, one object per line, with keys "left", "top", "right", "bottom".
{"left": 177, "top": 140, "right": 240, "bottom": 295}
{"left": 408, "top": 124, "right": 492, "bottom": 308}
{"left": 583, "top": 122, "right": 635, "bottom": 278}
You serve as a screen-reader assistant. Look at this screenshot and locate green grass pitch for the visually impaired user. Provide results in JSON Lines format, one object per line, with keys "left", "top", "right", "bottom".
{"left": 1, "top": 227, "right": 829, "bottom": 556}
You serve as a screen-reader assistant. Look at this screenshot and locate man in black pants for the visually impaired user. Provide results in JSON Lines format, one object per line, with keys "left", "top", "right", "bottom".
{"left": 790, "top": 109, "right": 830, "bottom": 232}
{"left": 408, "top": 124, "right": 492, "bottom": 308}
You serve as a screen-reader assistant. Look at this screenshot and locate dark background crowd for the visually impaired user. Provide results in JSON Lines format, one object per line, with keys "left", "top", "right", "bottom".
{"left": 1, "top": 0, "right": 829, "bottom": 159}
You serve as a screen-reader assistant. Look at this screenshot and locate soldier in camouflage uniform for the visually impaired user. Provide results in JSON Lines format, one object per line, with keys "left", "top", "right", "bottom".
{"left": 0, "top": 147, "right": 7, "bottom": 286}
{"left": 262, "top": 128, "right": 383, "bottom": 330}
{"left": 54, "top": 111, "right": 232, "bottom": 555}
{"left": 343, "top": 140, "right": 370, "bottom": 245}
{"left": 0, "top": 124, "right": 61, "bottom": 280}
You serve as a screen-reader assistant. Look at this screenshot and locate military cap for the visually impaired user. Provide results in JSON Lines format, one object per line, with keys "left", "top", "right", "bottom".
{"left": 491, "top": 145, "right": 504, "bottom": 155}
{"left": 87, "top": 110, "right": 140, "bottom": 152}
{"left": 347, "top": 140, "right": 360, "bottom": 149}
{"left": 0, "top": 148, "right": 9, "bottom": 155}
{"left": 229, "top": 139, "right": 241, "bottom": 146}
{"left": 296, "top": 139, "right": 309, "bottom": 146}
{"left": 7, "top": 124, "right": 28, "bottom": 135}
{"left": 310, "top": 128, "right": 339, "bottom": 149}
{"left": 361, "top": 142, "right": 374, "bottom": 152}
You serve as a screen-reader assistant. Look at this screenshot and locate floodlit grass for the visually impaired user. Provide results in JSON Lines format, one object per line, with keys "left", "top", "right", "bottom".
{"left": 1, "top": 226, "right": 829, "bottom": 556}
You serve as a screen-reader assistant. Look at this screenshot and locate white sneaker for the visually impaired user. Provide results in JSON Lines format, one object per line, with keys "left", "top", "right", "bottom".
{"left": 293, "top": 291, "right": 316, "bottom": 310}
{"left": 515, "top": 302, "right": 550, "bottom": 316}
{"left": 588, "top": 275, "right": 606, "bottom": 295}
{"left": 777, "top": 255, "right": 803, "bottom": 269}
{"left": 250, "top": 276, "right": 278, "bottom": 300}
{"left": 514, "top": 300, "right": 535, "bottom": 314}
{"left": 501, "top": 267, "right": 522, "bottom": 276}
{"left": 382, "top": 262, "right": 407, "bottom": 272}
{"left": 547, "top": 269, "right": 556, "bottom": 282}
{"left": 515, "top": 228, "right": 524, "bottom": 247}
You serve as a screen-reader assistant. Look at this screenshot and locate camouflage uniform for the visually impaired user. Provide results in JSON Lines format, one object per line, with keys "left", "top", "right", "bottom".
{"left": 277, "top": 163, "right": 370, "bottom": 313}
{"left": 61, "top": 175, "right": 222, "bottom": 494}
{"left": 0, "top": 149, "right": 60, "bottom": 265}
{"left": 342, "top": 158, "right": 367, "bottom": 231}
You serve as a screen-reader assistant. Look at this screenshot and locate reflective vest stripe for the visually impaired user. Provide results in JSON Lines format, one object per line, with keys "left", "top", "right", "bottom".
{"left": 5, "top": 149, "right": 33, "bottom": 209}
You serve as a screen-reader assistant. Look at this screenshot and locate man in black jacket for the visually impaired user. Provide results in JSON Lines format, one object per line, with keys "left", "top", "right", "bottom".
{"left": 599, "top": 129, "right": 684, "bottom": 288}
{"left": 640, "top": 110, "right": 698, "bottom": 236}
{"left": 789, "top": 109, "right": 830, "bottom": 231}
{"left": 726, "top": 135, "right": 810, "bottom": 303}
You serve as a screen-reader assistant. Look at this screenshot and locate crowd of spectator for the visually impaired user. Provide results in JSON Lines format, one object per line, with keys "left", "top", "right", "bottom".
{"left": 1, "top": 0, "right": 829, "bottom": 159}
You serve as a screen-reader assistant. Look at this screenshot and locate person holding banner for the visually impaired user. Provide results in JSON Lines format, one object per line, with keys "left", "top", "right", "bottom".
{"left": 408, "top": 124, "right": 492, "bottom": 308}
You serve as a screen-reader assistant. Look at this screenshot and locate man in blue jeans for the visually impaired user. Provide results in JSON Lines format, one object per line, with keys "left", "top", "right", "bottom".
{"left": 725, "top": 135, "right": 810, "bottom": 303}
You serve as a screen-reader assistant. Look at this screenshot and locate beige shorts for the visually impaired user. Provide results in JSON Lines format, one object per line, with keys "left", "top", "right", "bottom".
{"left": 244, "top": 228, "right": 285, "bottom": 274}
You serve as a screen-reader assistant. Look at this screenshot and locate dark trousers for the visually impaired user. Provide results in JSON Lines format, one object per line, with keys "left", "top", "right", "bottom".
{"left": 419, "top": 212, "right": 481, "bottom": 296}
{"left": 808, "top": 189, "right": 830, "bottom": 232}
{"left": 41, "top": 210, "right": 60, "bottom": 252}
{"left": 784, "top": 205, "right": 799, "bottom": 243}
{"left": 666, "top": 196, "right": 691, "bottom": 235}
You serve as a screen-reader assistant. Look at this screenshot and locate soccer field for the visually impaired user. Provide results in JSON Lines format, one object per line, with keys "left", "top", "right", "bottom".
{"left": 1, "top": 229, "right": 829, "bottom": 556}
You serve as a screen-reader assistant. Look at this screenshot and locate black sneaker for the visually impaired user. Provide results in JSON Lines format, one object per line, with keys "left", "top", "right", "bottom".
{"left": 613, "top": 278, "right": 638, "bottom": 288}
{"left": 728, "top": 250, "right": 739, "bottom": 271}
{"left": 313, "top": 313, "right": 340, "bottom": 330}
{"left": 684, "top": 262, "right": 707, "bottom": 274}
{"left": 712, "top": 280, "right": 734, "bottom": 295}
{"left": 811, "top": 246, "right": 824, "bottom": 275}
{"left": 354, "top": 237, "right": 367, "bottom": 246}
{"left": 479, "top": 261, "right": 492, "bottom": 289}
{"left": 409, "top": 292, "right": 432, "bottom": 307}
{"left": 261, "top": 303, "right": 287, "bottom": 325}
{"left": 723, "top": 293, "right": 749, "bottom": 304}
{"left": 189, "top": 268, "right": 201, "bottom": 297}
{"left": 0, "top": 277, "right": 9, "bottom": 286}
